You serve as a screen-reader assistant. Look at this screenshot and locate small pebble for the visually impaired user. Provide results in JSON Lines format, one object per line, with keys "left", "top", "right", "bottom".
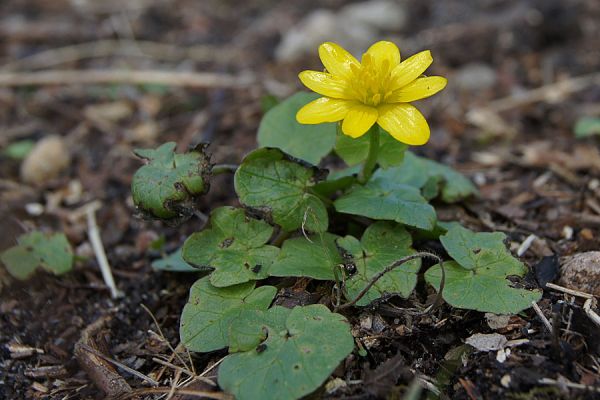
{"left": 580, "top": 228, "right": 594, "bottom": 240}
{"left": 562, "top": 226, "right": 573, "bottom": 240}
{"left": 559, "top": 252, "right": 600, "bottom": 296}
{"left": 25, "top": 203, "right": 44, "bottom": 216}
{"left": 20, "top": 135, "right": 71, "bottom": 186}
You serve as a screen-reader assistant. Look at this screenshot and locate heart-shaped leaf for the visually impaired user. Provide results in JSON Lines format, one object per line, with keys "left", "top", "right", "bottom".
{"left": 440, "top": 224, "right": 510, "bottom": 270}
{"left": 235, "top": 148, "right": 329, "bottom": 233}
{"left": 182, "top": 207, "right": 278, "bottom": 287}
{"left": 375, "top": 152, "right": 478, "bottom": 203}
{"left": 219, "top": 304, "right": 354, "bottom": 400}
{"left": 425, "top": 225, "right": 541, "bottom": 314}
{"left": 257, "top": 92, "right": 337, "bottom": 164}
{"left": 1, "top": 231, "right": 73, "bottom": 280}
{"left": 270, "top": 233, "right": 342, "bottom": 280}
{"left": 334, "top": 177, "right": 436, "bottom": 230}
{"left": 180, "top": 276, "right": 277, "bottom": 352}
{"left": 337, "top": 222, "right": 421, "bottom": 306}
{"left": 132, "top": 142, "right": 211, "bottom": 222}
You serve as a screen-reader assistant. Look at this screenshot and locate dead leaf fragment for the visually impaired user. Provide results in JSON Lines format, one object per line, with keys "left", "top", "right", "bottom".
{"left": 465, "top": 333, "right": 508, "bottom": 352}
{"left": 485, "top": 313, "right": 511, "bottom": 330}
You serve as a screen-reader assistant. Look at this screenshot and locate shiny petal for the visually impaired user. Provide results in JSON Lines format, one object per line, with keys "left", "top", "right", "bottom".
{"left": 342, "top": 104, "right": 378, "bottom": 138}
{"left": 387, "top": 76, "right": 448, "bottom": 103}
{"left": 363, "top": 41, "right": 401, "bottom": 69}
{"left": 389, "top": 50, "right": 433, "bottom": 91}
{"left": 377, "top": 104, "right": 430, "bottom": 145}
{"left": 296, "top": 97, "right": 352, "bottom": 124}
{"left": 299, "top": 70, "right": 351, "bottom": 99}
{"left": 318, "top": 42, "right": 360, "bottom": 79}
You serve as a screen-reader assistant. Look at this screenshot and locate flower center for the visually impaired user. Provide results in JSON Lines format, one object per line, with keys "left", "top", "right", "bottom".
{"left": 349, "top": 54, "right": 396, "bottom": 107}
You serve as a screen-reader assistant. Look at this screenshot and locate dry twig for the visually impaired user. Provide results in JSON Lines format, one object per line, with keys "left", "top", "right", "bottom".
{"left": 86, "top": 202, "right": 121, "bottom": 299}
{"left": 141, "top": 304, "right": 192, "bottom": 374}
{"left": 471, "top": 72, "right": 600, "bottom": 114}
{"left": 583, "top": 298, "right": 600, "bottom": 328}
{"left": 74, "top": 316, "right": 132, "bottom": 397}
{"left": 0, "top": 69, "right": 254, "bottom": 88}
{"left": 546, "top": 283, "right": 594, "bottom": 299}
{"left": 539, "top": 377, "right": 600, "bottom": 393}
{"left": 115, "top": 387, "right": 232, "bottom": 400}
{"left": 79, "top": 343, "right": 159, "bottom": 387}
{"left": 544, "top": 283, "right": 600, "bottom": 328}
{"left": 531, "top": 301, "right": 553, "bottom": 332}
{"left": 0, "top": 40, "right": 239, "bottom": 71}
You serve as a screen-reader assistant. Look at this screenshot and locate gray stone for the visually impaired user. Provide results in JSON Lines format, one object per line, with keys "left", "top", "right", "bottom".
{"left": 454, "top": 63, "right": 497, "bottom": 91}
{"left": 275, "top": 1, "right": 407, "bottom": 62}
{"left": 559, "top": 252, "right": 600, "bottom": 296}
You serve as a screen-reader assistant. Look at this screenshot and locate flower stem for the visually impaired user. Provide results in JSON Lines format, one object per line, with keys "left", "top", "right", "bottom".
{"left": 358, "top": 125, "right": 380, "bottom": 184}
{"left": 212, "top": 164, "right": 239, "bottom": 175}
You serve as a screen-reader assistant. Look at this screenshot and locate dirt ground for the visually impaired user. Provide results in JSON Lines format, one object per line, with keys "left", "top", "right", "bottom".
{"left": 1, "top": 0, "right": 600, "bottom": 399}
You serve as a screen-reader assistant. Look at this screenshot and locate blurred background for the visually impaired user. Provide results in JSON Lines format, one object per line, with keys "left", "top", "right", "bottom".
{"left": 1, "top": 0, "right": 599, "bottom": 248}
{"left": 1, "top": 0, "right": 600, "bottom": 398}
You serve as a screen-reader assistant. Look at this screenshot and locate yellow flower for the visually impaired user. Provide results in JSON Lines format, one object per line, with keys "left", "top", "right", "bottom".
{"left": 296, "top": 41, "right": 447, "bottom": 145}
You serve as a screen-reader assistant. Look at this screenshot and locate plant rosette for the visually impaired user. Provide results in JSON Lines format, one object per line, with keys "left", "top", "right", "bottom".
{"left": 129, "top": 41, "right": 541, "bottom": 400}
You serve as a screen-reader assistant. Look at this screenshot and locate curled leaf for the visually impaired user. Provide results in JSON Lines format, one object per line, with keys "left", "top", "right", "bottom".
{"left": 131, "top": 142, "right": 211, "bottom": 223}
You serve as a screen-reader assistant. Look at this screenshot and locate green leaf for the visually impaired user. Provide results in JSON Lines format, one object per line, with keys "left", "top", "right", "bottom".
{"left": 334, "top": 177, "right": 436, "bottom": 230}
{"left": 337, "top": 222, "right": 420, "bottom": 306}
{"left": 151, "top": 247, "right": 197, "bottom": 272}
{"left": 257, "top": 92, "right": 337, "bottom": 164}
{"left": 574, "top": 117, "right": 600, "bottom": 138}
{"left": 270, "top": 233, "right": 342, "bottom": 280}
{"left": 0, "top": 246, "right": 40, "bottom": 279}
{"left": 234, "top": 148, "right": 329, "bottom": 233}
{"left": 182, "top": 207, "right": 278, "bottom": 287}
{"left": 335, "top": 128, "right": 408, "bottom": 168}
{"left": 227, "top": 307, "right": 291, "bottom": 352}
{"left": 425, "top": 225, "right": 541, "bottom": 314}
{"left": 260, "top": 94, "right": 280, "bottom": 114}
{"left": 425, "top": 261, "right": 541, "bottom": 314}
{"left": 131, "top": 142, "right": 211, "bottom": 222}
{"left": 180, "top": 276, "right": 277, "bottom": 352}
{"left": 440, "top": 224, "right": 510, "bottom": 270}
{"left": 3, "top": 140, "right": 35, "bottom": 160}
{"left": 376, "top": 152, "right": 478, "bottom": 203}
{"left": 219, "top": 304, "right": 354, "bottom": 400}
{"left": 1, "top": 231, "right": 73, "bottom": 280}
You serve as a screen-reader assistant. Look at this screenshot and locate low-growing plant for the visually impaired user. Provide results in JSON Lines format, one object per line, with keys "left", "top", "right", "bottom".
{"left": 134, "top": 41, "right": 541, "bottom": 400}
{"left": 0, "top": 231, "right": 73, "bottom": 280}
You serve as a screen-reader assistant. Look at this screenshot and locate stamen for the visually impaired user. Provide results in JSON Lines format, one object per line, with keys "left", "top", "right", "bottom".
{"left": 347, "top": 52, "right": 398, "bottom": 106}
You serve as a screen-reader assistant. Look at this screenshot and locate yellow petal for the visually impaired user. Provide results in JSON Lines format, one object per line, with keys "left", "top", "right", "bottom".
{"left": 298, "top": 70, "right": 351, "bottom": 99}
{"left": 389, "top": 50, "right": 433, "bottom": 91}
{"left": 387, "top": 76, "right": 447, "bottom": 103}
{"left": 342, "top": 104, "right": 378, "bottom": 138}
{"left": 318, "top": 42, "right": 359, "bottom": 79}
{"left": 362, "top": 41, "right": 401, "bottom": 69}
{"left": 377, "top": 104, "right": 430, "bottom": 145}
{"left": 296, "top": 97, "right": 352, "bottom": 124}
